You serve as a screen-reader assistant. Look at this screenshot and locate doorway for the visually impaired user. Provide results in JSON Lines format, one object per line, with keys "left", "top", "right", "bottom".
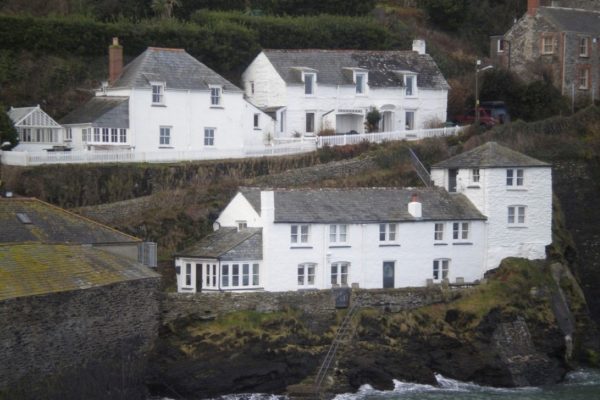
{"left": 383, "top": 261, "right": 395, "bottom": 288}
{"left": 449, "top": 169, "right": 458, "bottom": 192}
{"left": 195, "top": 263, "right": 203, "bottom": 293}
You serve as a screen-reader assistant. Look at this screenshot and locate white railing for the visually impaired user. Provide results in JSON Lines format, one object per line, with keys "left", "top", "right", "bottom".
{"left": 317, "top": 126, "right": 464, "bottom": 148}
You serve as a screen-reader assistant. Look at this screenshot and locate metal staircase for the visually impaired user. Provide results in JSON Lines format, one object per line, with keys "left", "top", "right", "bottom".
{"left": 313, "top": 300, "right": 362, "bottom": 396}
{"left": 408, "top": 147, "right": 432, "bottom": 187}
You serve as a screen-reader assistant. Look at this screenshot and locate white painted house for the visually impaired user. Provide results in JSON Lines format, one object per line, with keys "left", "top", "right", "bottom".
{"left": 7, "top": 106, "right": 65, "bottom": 152}
{"left": 241, "top": 41, "right": 449, "bottom": 138}
{"left": 174, "top": 142, "right": 552, "bottom": 293}
{"left": 60, "top": 39, "right": 273, "bottom": 154}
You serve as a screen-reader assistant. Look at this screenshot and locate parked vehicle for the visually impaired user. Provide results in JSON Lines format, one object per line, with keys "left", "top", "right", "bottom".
{"left": 481, "top": 101, "right": 511, "bottom": 124}
{"left": 453, "top": 108, "right": 498, "bottom": 128}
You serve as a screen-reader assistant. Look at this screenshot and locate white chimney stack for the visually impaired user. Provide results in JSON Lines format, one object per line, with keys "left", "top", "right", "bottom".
{"left": 408, "top": 193, "right": 422, "bottom": 218}
{"left": 412, "top": 39, "right": 426, "bottom": 55}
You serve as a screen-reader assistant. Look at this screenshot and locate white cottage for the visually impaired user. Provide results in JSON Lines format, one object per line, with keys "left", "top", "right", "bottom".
{"left": 241, "top": 41, "right": 449, "bottom": 138}
{"left": 174, "top": 142, "right": 552, "bottom": 293}
{"left": 60, "top": 38, "right": 273, "bottom": 154}
{"left": 7, "top": 106, "right": 65, "bottom": 151}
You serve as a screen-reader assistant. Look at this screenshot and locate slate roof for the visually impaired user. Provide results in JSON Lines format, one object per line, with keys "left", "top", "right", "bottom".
{"left": 176, "top": 227, "right": 262, "bottom": 261}
{"left": 0, "top": 244, "right": 158, "bottom": 301}
{"left": 262, "top": 49, "right": 449, "bottom": 90}
{"left": 8, "top": 106, "right": 61, "bottom": 128}
{"left": 8, "top": 107, "right": 36, "bottom": 125}
{"left": 0, "top": 198, "right": 140, "bottom": 244}
{"left": 60, "top": 97, "right": 129, "bottom": 127}
{"left": 239, "top": 187, "right": 485, "bottom": 223}
{"left": 432, "top": 142, "right": 550, "bottom": 169}
{"left": 112, "top": 47, "right": 241, "bottom": 92}
{"left": 538, "top": 6, "right": 600, "bottom": 35}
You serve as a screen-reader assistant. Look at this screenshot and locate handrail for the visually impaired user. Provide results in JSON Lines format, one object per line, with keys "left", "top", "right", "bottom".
{"left": 407, "top": 147, "right": 432, "bottom": 187}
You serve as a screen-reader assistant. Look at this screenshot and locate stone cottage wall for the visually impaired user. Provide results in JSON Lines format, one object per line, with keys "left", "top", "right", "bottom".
{"left": 0, "top": 278, "right": 160, "bottom": 400}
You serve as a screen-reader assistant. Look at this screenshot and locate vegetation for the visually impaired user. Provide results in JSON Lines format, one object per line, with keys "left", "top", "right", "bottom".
{"left": 0, "top": 104, "right": 18, "bottom": 149}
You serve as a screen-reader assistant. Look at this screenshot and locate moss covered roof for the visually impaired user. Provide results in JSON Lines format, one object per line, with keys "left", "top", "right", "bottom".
{"left": 0, "top": 198, "right": 140, "bottom": 245}
{"left": 0, "top": 244, "right": 159, "bottom": 301}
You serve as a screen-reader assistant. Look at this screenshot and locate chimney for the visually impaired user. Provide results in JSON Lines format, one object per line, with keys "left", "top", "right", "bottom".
{"left": 408, "top": 193, "right": 422, "bottom": 218}
{"left": 528, "top": 0, "right": 540, "bottom": 16}
{"left": 108, "top": 37, "right": 123, "bottom": 85}
{"left": 412, "top": 39, "right": 426, "bottom": 55}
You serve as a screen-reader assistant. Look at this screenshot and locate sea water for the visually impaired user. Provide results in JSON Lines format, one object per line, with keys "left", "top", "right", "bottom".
{"left": 158, "top": 369, "right": 600, "bottom": 400}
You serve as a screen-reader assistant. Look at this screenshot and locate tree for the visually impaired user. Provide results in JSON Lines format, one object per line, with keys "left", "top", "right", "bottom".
{"left": 365, "top": 107, "right": 381, "bottom": 133}
{"left": 0, "top": 104, "right": 18, "bottom": 149}
{"left": 151, "top": 0, "right": 180, "bottom": 19}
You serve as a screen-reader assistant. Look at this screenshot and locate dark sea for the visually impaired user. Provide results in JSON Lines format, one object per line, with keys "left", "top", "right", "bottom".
{"left": 158, "top": 369, "right": 600, "bottom": 400}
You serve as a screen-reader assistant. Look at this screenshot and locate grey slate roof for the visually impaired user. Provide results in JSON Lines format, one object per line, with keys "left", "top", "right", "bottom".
{"left": 432, "top": 142, "right": 550, "bottom": 169}
{"left": 0, "top": 198, "right": 140, "bottom": 244}
{"left": 538, "top": 6, "right": 600, "bottom": 35}
{"left": 262, "top": 49, "right": 449, "bottom": 90}
{"left": 177, "top": 227, "right": 262, "bottom": 260}
{"left": 240, "top": 187, "right": 485, "bottom": 223}
{"left": 7, "top": 107, "right": 36, "bottom": 125}
{"left": 112, "top": 47, "right": 241, "bottom": 92}
{"left": 60, "top": 97, "right": 129, "bottom": 127}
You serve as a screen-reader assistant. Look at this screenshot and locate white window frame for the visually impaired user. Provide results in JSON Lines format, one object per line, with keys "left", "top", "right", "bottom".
{"left": 119, "top": 128, "right": 127, "bottom": 143}
{"left": 331, "top": 262, "right": 350, "bottom": 286}
{"left": 497, "top": 39, "right": 505, "bottom": 53}
{"left": 221, "top": 262, "right": 260, "bottom": 287}
{"left": 579, "top": 37, "right": 589, "bottom": 57}
{"left": 65, "top": 128, "right": 72, "bottom": 141}
{"left": 405, "top": 110, "right": 415, "bottom": 130}
{"left": 151, "top": 82, "right": 165, "bottom": 105}
{"left": 434, "top": 223, "right": 444, "bottom": 241}
{"left": 379, "top": 223, "right": 398, "bottom": 242}
{"left": 404, "top": 74, "right": 417, "bottom": 97}
{"left": 102, "top": 128, "right": 109, "bottom": 143}
{"left": 159, "top": 126, "right": 171, "bottom": 147}
{"left": 452, "top": 222, "right": 470, "bottom": 240}
{"left": 508, "top": 205, "right": 526, "bottom": 225}
{"left": 298, "top": 263, "right": 316, "bottom": 287}
{"left": 237, "top": 220, "right": 248, "bottom": 231}
{"left": 542, "top": 36, "right": 554, "bottom": 54}
{"left": 433, "top": 259, "right": 450, "bottom": 282}
{"left": 291, "top": 224, "right": 310, "bottom": 245}
{"left": 506, "top": 168, "right": 524, "bottom": 187}
{"left": 578, "top": 67, "right": 590, "bottom": 90}
{"left": 253, "top": 113, "right": 260, "bottom": 129}
{"left": 110, "top": 128, "right": 118, "bottom": 143}
{"left": 355, "top": 72, "right": 367, "bottom": 94}
{"left": 304, "top": 72, "right": 316, "bottom": 95}
{"left": 306, "top": 112, "right": 315, "bottom": 134}
{"left": 210, "top": 86, "right": 222, "bottom": 106}
{"left": 329, "top": 224, "right": 348, "bottom": 244}
{"left": 184, "top": 263, "right": 192, "bottom": 287}
{"left": 472, "top": 168, "right": 480, "bottom": 184}
{"left": 204, "top": 127, "right": 215, "bottom": 146}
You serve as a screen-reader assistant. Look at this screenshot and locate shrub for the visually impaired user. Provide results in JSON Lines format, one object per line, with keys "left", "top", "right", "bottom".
{"left": 0, "top": 104, "right": 18, "bottom": 149}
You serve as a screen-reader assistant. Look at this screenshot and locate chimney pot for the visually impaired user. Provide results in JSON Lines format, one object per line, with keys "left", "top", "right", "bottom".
{"left": 108, "top": 37, "right": 123, "bottom": 85}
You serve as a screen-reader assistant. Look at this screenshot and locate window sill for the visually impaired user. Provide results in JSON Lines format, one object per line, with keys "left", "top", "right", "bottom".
{"left": 210, "top": 105, "right": 224, "bottom": 109}
{"left": 181, "top": 287, "right": 194, "bottom": 291}
{"left": 507, "top": 188, "right": 527, "bottom": 191}
{"left": 220, "top": 287, "right": 264, "bottom": 291}
{"left": 452, "top": 242, "right": 473, "bottom": 246}
{"left": 253, "top": 128, "right": 262, "bottom": 131}
{"left": 508, "top": 225, "right": 528, "bottom": 229}
{"left": 152, "top": 104, "right": 167, "bottom": 107}
{"left": 434, "top": 243, "right": 448, "bottom": 246}
{"left": 467, "top": 185, "right": 480, "bottom": 189}
{"left": 159, "top": 146, "right": 174, "bottom": 149}
{"left": 290, "top": 246, "right": 313, "bottom": 249}
{"left": 329, "top": 245, "right": 351, "bottom": 249}
{"left": 379, "top": 243, "right": 400, "bottom": 247}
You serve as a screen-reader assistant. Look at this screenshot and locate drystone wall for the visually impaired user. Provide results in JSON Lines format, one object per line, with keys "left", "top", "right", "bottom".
{"left": 0, "top": 278, "right": 160, "bottom": 400}
{"left": 162, "top": 286, "right": 456, "bottom": 324}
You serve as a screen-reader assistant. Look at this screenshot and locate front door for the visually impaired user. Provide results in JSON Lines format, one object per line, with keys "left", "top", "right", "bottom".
{"left": 449, "top": 169, "right": 458, "bottom": 192}
{"left": 195, "top": 263, "right": 202, "bottom": 293}
{"left": 383, "top": 261, "right": 395, "bottom": 289}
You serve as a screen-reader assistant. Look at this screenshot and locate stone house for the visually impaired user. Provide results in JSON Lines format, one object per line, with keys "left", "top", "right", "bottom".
{"left": 241, "top": 40, "right": 449, "bottom": 138}
{"left": 491, "top": 0, "right": 600, "bottom": 103}
{"left": 59, "top": 38, "right": 273, "bottom": 156}
{"left": 174, "top": 142, "right": 552, "bottom": 293}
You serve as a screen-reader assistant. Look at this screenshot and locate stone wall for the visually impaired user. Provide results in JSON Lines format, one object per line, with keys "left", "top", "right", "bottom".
{"left": 162, "top": 286, "right": 457, "bottom": 324}
{"left": 0, "top": 278, "right": 160, "bottom": 400}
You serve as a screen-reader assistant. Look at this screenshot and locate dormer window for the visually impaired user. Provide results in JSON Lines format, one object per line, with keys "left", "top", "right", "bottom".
{"left": 151, "top": 83, "right": 164, "bottom": 105}
{"left": 304, "top": 73, "right": 316, "bottom": 95}
{"left": 210, "top": 86, "right": 222, "bottom": 106}
{"left": 355, "top": 72, "right": 367, "bottom": 94}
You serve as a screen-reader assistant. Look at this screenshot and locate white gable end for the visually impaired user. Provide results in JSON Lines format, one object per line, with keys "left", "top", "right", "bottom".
{"left": 216, "top": 192, "right": 261, "bottom": 229}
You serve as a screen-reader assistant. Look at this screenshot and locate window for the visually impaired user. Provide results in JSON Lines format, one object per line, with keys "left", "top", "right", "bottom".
{"left": 472, "top": 168, "right": 480, "bottom": 183}
{"left": 82, "top": 129, "right": 87, "bottom": 143}
{"left": 580, "top": 37, "right": 589, "bottom": 57}
{"left": 355, "top": 73, "right": 366, "bottom": 94}
{"left": 306, "top": 112, "right": 315, "bottom": 133}
{"left": 253, "top": 113, "right": 260, "bottom": 128}
{"left": 210, "top": 87, "right": 222, "bottom": 106}
{"left": 250, "top": 81, "right": 255, "bottom": 95}
{"left": 119, "top": 128, "right": 127, "bottom": 143}
{"left": 542, "top": 36, "right": 554, "bottom": 54}
{"left": 291, "top": 224, "right": 310, "bottom": 244}
{"left": 204, "top": 128, "right": 215, "bottom": 146}
{"left": 405, "top": 111, "right": 415, "bottom": 130}
{"left": 203, "top": 263, "right": 217, "bottom": 288}
{"left": 222, "top": 264, "right": 229, "bottom": 287}
{"left": 102, "top": 128, "right": 109, "bottom": 143}
{"left": 433, "top": 259, "right": 450, "bottom": 282}
{"left": 185, "top": 263, "right": 192, "bottom": 286}
{"left": 94, "top": 128, "right": 100, "bottom": 142}
{"left": 497, "top": 39, "right": 505, "bottom": 53}
{"left": 508, "top": 206, "right": 526, "bottom": 225}
{"left": 159, "top": 126, "right": 171, "bottom": 146}
{"left": 379, "top": 223, "right": 397, "bottom": 242}
{"left": 110, "top": 128, "right": 118, "bottom": 143}
{"left": 237, "top": 220, "right": 247, "bottom": 230}
{"left": 280, "top": 111, "right": 286, "bottom": 133}
{"left": 298, "top": 263, "right": 316, "bottom": 286}
{"left": 304, "top": 73, "right": 315, "bottom": 95}
{"left": 452, "top": 222, "right": 469, "bottom": 240}
{"left": 506, "top": 168, "right": 524, "bottom": 187}
{"left": 578, "top": 67, "right": 590, "bottom": 90}
{"left": 252, "top": 263, "right": 259, "bottom": 286}
{"left": 434, "top": 223, "right": 444, "bottom": 241}
{"left": 220, "top": 263, "right": 260, "bottom": 288}
{"left": 65, "top": 128, "right": 72, "bottom": 141}
{"left": 331, "top": 262, "right": 349, "bottom": 286}
{"left": 329, "top": 224, "right": 348, "bottom": 243}
{"left": 405, "top": 75, "right": 415, "bottom": 96}
{"left": 152, "top": 83, "right": 164, "bottom": 104}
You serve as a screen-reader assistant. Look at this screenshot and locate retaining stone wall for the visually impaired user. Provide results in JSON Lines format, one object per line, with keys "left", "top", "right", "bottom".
{"left": 0, "top": 278, "right": 160, "bottom": 400}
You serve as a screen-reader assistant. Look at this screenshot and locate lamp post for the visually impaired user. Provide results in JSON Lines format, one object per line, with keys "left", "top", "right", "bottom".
{"left": 475, "top": 60, "right": 493, "bottom": 125}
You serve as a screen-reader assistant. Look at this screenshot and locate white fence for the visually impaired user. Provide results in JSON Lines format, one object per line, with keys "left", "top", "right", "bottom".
{"left": 0, "top": 127, "right": 463, "bottom": 166}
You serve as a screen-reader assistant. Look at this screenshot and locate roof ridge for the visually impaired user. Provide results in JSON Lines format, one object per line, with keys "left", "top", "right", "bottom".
{"left": 147, "top": 47, "right": 186, "bottom": 52}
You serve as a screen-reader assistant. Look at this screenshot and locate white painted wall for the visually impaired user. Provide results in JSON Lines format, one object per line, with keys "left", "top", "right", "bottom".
{"left": 216, "top": 192, "right": 262, "bottom": 228}
{"left": 242, "top": 52, "right": 287, "bottom": 109}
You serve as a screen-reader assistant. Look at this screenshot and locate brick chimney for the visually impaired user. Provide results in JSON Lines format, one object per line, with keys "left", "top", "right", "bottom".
{"left": 528, "top": 0, "right": 540, "bottom": 16}
{"left": 108, "top": 37, "right": 123, "bottom": 85}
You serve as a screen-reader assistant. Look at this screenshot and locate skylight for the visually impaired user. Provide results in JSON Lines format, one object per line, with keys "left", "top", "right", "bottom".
{"left": 16, "top": 212, "right": 32, "bottom": 224}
